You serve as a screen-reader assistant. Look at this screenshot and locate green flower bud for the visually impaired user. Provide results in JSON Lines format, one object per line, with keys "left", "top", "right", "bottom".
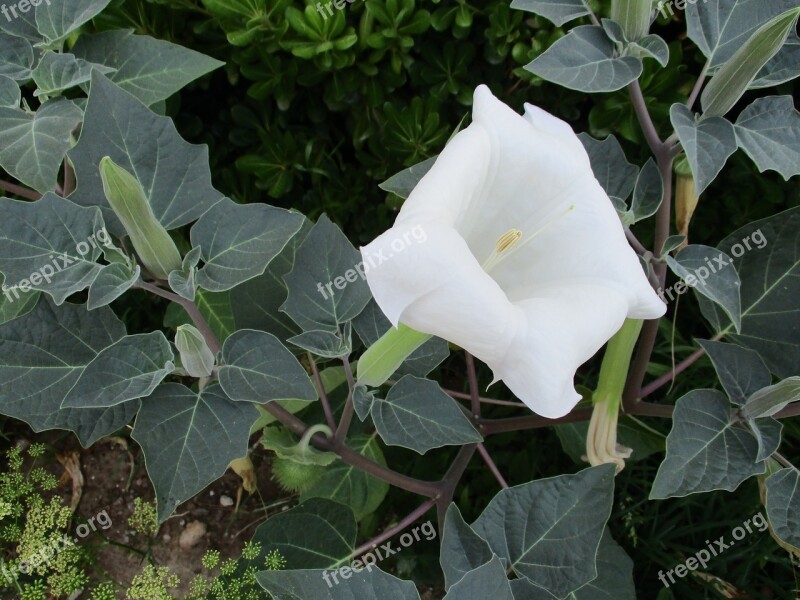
{"left": 175, "top": 324, "right": 215, "bottom": 378}
{"left": 99, "top": 156, "right": 182, "bottom": 280}
{"left": 611, "top": 0, "right": 653, "bottom": 41}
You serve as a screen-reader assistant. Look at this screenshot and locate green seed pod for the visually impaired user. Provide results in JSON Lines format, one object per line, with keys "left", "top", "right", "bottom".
{"left": 611, "top": 0, "right": 652, "bottom": 41}
{"left": 175, "top": 324, "right": 215, "bottom": 378}
{"left": 99, "top": 156, "right": 182, "bottom": 280}
{"left": 270, "top": 457, "right": 325, "bottom": 493}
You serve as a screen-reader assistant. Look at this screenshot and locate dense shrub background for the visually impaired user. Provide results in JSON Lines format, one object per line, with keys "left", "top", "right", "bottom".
{"left": 82, "top": 1, "right": 800, "bottom": 597}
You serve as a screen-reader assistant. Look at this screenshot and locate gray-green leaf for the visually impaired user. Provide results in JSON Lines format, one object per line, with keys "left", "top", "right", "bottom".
{"left": 86, "top": 262, "right": 139, "bottom": 310}
{"left": 698, "top": 207, "right": 800, "bottom": 377}
{"left": 61, "top": 331, "right": 174, "bottom": 408}
{"left": 509, "top": 0, "right": 590, "bottom": 26}
{"left": 578, "top": 133, "right": 639, "bottom": 204}
{"left": 132, "top": 382, "right": 258, "bottom": 522}
{"left": 257, "top": 567, "right": 421, "bottom": 600}
{"left": 32, "top": 51, "right": 114, "bottom": 98}
{"left": 191, "top": 198, "right": 304, "bottom": 292}
{"left": 71, "top": 29, "right": 224, "bottom": 106}
{"left": 218, "top": 329, "right": 317, "bottom": 403}
{"left": 372, "top": 376, "right": 482, "bottom": 454}
{"left": 0, "top": 99, "right": 83, "bottom": 193}
{"left": 379, "top": 156, "right": 437, "bottom": 199}
{"left": 0, "top": 297, "right": 139, "bottom": 446}
{"left": 0, "top": 33, "right": 33, "bottom": 80}
{"left": 526, "top": 26, "right": 643, "bottom": 93}
{"left": 765, "top": 468, "right": 800, "bottom": 552}
{"left": 0, "top": 75, "right": 20, "bottom": 108}
{"left": 282, "top": 214, "right": 371, "bottom": 333}
{"left": 697, "top": 339, "right": 771, "bottom": 406}
{"left": 734, "top": 96, "right": 800, "bottom": 180}
{"left": 289, "top": 328, "right": 352, "bottom": 359}
{"left": 472, "top": 464, "right": 616, "bottom": 599}
{"left": 0, "top": 194, "right": 106, "bottom": 304}
{"left": 443, "top": 557, "right": 514, "bottom": 600}
{"left": 440, "top": 504, "right": 494, "bottom": 590}
{"left": 670, "top": 104, "right": 737, "bottom": 194}
{"left": 69, "top": 72, "right": 223, "bottom": 236}
{"left": 743, "top": 377, "right": 800, "bottom": 419}
{"left": 665, "top": 244, "right": 741, "bottom": 332}
{"left": 35, "top": 0, "right": 112, "bottom": 43}
{"left": 650, "top": 390, "right": 764, "bottom": 499}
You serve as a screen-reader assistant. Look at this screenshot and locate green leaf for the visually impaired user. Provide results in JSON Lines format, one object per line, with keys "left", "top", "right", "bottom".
{"left": 0, "top": 75, "right": 20, "bottom": 108}
{"left": 509, "top": 0, "right": 590, "bottom": 26}
{"left": 353, "top": 300, "right": 449, "bottom": 381}
{"left": 526, "top": 26, "right": 642, "bottom": 93}
{"left": 0, "top": 7, "right": 38, "bottom": 41}
{"left": 191, "top": 198, "right": 304, "bottom": 292}
{"left": 627, "top": 34, "right": 670, "bottom": 67}
{"left": 32, "top": 51, "right": 114, "bottom": 98}
{"left": 0, "top": 297, "right": 139, "bottom": 447}
{"left": 0, "top": 99, "right": 83, "bottom": 193}
{"left": 701, "top": 8, "right": 800, "bottom": 118}
{"left": 35, "top": 0, "right": 112, "bottom": 43}
{"left": 71, "top": 29, "right": 224, "bottom": 106}
{"left": 698, "top": 207, "right": 800, "bottom": 377}
{"left": 573, "top": 529, "right": 636, "bottom": 600}
{"left": 61, "top": 331, "right": 175, "bottom": 408}
{"left": 0, "top": 193, "right": 107, "bottom": 304}
{"left": 577, "top": 133, "right": 639, "bottom": 204}
{"left": 370, "top": 375, "right": 482, "bottom": 454}
{"left": 750, "top": 417, "right": 782, "bottom": 462}
{"left": 743, "top": 377, "right": 800, "bottom": 419}
{"left": 168, "top": 246, "right": 201, "bottom": 301}
{"left": 282, "top": 214, "right": 371, "bottom": 333}
{"left": 230, "top": 218, "right": 312, "bottom": 344}
{"left": 443, "top": 556, "right": 513, "bottom": 600}
{"left": 257, "top": 567, "right": 421, "bottom": 600}
{"left": 69, "top": 72, "right": 223, "bottom": 236}
{"left": 440, "top": 504, "right": 494, "bottom": 590}
{"left": 0, "top": 33, "right": 33, "bottom": 80}
{"left": 300, "top": 434, "right": 389, "bottom": 521}
{"left": 665, "top": 244, "right": 741, "bottom": 332}
{"left": 218, "top": 329, "right": 317, "bottom": 403}
{"left": 765, "top": 468, "right": 800, "bottom": 552}
{"left": 379, "top": 156, "right": 437, "bottom": 199}
{"left": 0, "top": 273, "right": 38, "bottom": 325}
{"left": 670, "top": 104, "right": 737, "bottom": 194}
{"left": 472, "top": 465, "right": 616, "bottom": 598}
{"left": 86, "top": 262, "right": 139, "bottom": 310}
{"left": 175, "top": 324, "right": 215, "bottom": 378}
{"left": 734, "top": 96, "right": 800, "bottom": 180}
{"left": 132, "top": 382, "right": 258, "bottom": 522}
{"left": 289, "top": 327, "right": 352, "bottom": 359}
{"left": 628, "top": 158, "right": 663, "bottom": 223}
{"left": 650, "top": 390, "right": 764, "bottom": 499}
{"left": 251, "top": 498, "right": 356, "bottom": 568}
{"left": 697, "top": 339, "right": 771, "bottom": 406}
{"left": 686, "top": 0, "right": 800, "bottom": 68}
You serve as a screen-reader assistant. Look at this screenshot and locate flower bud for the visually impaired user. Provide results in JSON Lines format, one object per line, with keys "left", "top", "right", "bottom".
{"left": 175, "top": 324, "right": 215, "bottom": 378}
{"left": 611, "top": 0, "right": 652, "bottom": 41}
{"left": 99, "top": 156, "right": 182, "bottom": 280}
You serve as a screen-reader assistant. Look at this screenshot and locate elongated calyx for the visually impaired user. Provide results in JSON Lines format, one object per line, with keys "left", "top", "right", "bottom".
{"left": 99, "top": 156, "right": 182, "bottom": 279}
{"left": 175, "top": 324, "right": 215, "bottom": 378}
{"left": 611, "top": 0, "right": 652, "bottom": 40}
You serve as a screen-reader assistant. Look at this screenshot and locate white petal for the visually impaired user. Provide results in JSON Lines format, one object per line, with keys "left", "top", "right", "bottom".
{"left": 492, "top": 285, "right": 631, "bottom": 418}
{"left": 361, "top": 221, "right": 521, "bottom": 365}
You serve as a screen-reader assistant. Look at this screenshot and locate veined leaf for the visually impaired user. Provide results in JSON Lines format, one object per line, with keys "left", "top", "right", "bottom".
{"left": 734, "top": 96, "right": 800, "bottom": 180}
{"left": 509, "top": 0, "right": 590, "bottom": 26}
{"left": 697, "top": 339, "right": 771, "bottom": 406}
{"left": 35, "top": 0, "right": 112, "bottom": 43}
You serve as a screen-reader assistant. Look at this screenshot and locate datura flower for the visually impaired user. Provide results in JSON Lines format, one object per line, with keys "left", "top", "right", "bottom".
{"left": 360, "top": 85, "right": 666, "bottom": 419}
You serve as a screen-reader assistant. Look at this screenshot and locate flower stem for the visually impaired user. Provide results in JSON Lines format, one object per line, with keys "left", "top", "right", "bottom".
{"left": 308, "top": 353, "right": 336, "bottom": 431}
{"left": 0, "top": 179, "right": 41, "bottom": 200}
{"left": 477, "top": 443, "right": 508, "bottom": 489}
{"left": 350, "top": 497, "right": 438, "bottom": 560}
{"left": 334, "top": 358, "right": 356, "bottom": 443}
{"left": 465, "top": 352, "right": 481, "bottom": 418}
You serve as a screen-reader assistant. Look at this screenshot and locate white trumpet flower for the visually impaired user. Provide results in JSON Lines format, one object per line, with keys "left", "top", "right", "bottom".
{"left": 361, "top": 85, "right": 665, "bottom": 418}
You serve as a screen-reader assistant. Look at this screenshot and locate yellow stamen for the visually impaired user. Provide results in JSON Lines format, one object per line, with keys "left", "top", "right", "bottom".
{"left": 495, "top": 229, "right": 523, "bottom": 253}
{"left": 481, "top": 204, "right": 576, "bottom": 273}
